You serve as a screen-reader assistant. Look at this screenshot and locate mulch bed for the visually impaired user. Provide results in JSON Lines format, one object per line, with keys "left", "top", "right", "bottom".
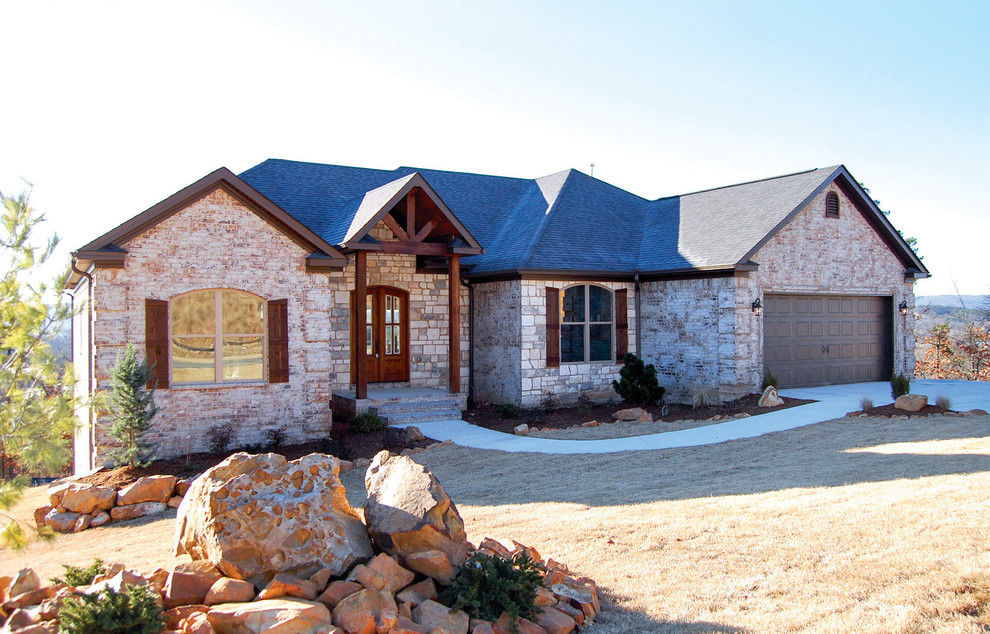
{"left": 76, "top": 425, "right": 437, "bottom": 489}
{"left": 847, "top": 403, "right": 956, "bottom": 418}
{"left": 465, "top": 393, "right": 816, "bottom": 434}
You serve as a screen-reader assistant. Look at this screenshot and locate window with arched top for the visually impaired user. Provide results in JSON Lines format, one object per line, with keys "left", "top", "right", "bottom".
{"left": 561, "top": 284, "right": 614, "bottom": 363}
{"left": 825, "top": 191, "right": 840, "bottom": 218}
{"left": 170, "top": 290, "right": 267, "bottom": 384}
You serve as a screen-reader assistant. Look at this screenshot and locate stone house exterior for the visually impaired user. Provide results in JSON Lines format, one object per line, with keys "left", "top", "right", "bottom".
{"left": 69, "top": 161, "right": 928, "bottom": 471}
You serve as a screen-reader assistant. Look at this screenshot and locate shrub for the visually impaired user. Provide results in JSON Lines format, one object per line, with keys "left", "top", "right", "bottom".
{"left": 761, "top": 369, "right": 779, "bottom": 391}
{"left": 540, "top": 390, "right": 561, "bottom": 414}
{"left": 936, "top": 394, "right": 952, "bottom": 411}
{"left": 860, "top": 396, "right": 874, "bottom": 413}
{"left": 613, "top": 353, "right": 665, "bottom": 405}
{"left": 106, "top": 344, "right": 159, "bottom": 468}
{"left": 890, "top": 373, "right": 911, "bottom": 399}
{"left": 577, "top": 390, "right": 596, "bottom": 410}
{"left": 264, "top": 426, "right": 288, "bottom": 451}
{"left": 206, "top": 422, "right": 235, "bottom": 454}
{"left": 439, "top": 552, "right": 543, "bottom": 633}
{"left": 59, "top": 584, "right": 165, "bottom": 634}
{"left": 351, "top": 413, "right": 384, "bottom": 433}
{"left": 51, "top": 558, "right": 105, "bottom": 587}
{"left": 690, "top": 386, "right": 715, "bottom": 409}
{"left": 497, "top": 403, "right": 521, "bottom": 419}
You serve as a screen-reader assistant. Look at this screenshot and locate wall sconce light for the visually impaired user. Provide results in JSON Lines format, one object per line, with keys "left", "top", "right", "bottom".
{"left": 898, "top": 300, "right": 908, "bottom": 315}
{"left": 752, "top": 298, "right": 762, "bottom": 316}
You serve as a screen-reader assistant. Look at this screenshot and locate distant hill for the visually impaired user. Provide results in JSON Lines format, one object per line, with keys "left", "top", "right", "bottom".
{"left": 916, "top": 295, "right": 985, "bottom": 309}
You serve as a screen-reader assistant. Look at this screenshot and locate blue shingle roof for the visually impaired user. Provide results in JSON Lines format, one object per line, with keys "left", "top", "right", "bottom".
{"left": 237, "top": 159, "right": 890, "bottom": 276}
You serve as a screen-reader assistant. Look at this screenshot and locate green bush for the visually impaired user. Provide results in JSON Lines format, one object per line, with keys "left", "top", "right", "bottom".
{"left": 106, "top": 344, "right": 159, "bottom": 468}
{"left": 439, "top": 552, "right": 543, "bottom": 633}
{"left": 59, "top": 584, "right": 165, "bottom": 634}
{"left": 51, "top": 558, "right": 105, "bottom": 587}
{"left": 612, "top": 353, "right": 665, "bottom": 405}
{"left": 890, "top": 373, "right": 911, "bottom": 399}
{"left": 496, "top": 403, "right": 521, "bottom": 419}
{"left": 761, "top": 369, "right": 779, "bottom": 391}
{"left": 351, "top": 413, "right": 385, "bottom": 433}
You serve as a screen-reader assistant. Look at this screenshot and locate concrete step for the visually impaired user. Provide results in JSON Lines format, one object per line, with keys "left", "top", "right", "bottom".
{"left": 373, "top": 399, "right": 464, "bottom": 415}
{"left": 379, "top": 409, "right": 464, "bottom": 426}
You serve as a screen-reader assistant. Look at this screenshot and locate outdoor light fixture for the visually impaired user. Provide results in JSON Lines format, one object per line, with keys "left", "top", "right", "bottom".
{"left": 898, "top": 300, "right": 909, "bottom": 315}
{"left": 752, "top": 298, "right": 762, "bottom": 316}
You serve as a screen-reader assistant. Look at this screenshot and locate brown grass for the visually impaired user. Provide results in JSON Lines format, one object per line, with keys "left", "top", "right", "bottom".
{"left": 4, "top": 413, "right": 990, "bottom": 632}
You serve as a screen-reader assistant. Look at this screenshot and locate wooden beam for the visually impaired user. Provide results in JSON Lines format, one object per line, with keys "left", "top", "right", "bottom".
{"left": 376, "top": 241, "right": 450, "bottom": 256}
{"left": 381, "top": 214, "right": 409, "bottom": 242}
{"left": 448, "top": 255, "right": 461, "bottom": 394}
{"left": 355, "top": 251, "right": 368, "bottom": 400}
{"left": 412, "top": 218, "right": 437, "bottom": 243}
{"left": 407, "top": 190, "right": 416, "bottom": 239}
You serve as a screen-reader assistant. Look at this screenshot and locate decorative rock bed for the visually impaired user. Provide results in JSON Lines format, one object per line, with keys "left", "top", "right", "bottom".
{"left": 515, "top": 405, "right": 753, "bottom": 435}
{"left": 8, "top": 450, "right": 599, "bottom": 633}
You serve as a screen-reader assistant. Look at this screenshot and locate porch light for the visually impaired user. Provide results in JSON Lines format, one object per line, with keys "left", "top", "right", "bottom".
{"left": 751, "top": 298, "right": 762, "bottom": 316}
{"left": 898, "top": 300, "right": 909, "bottom": 315}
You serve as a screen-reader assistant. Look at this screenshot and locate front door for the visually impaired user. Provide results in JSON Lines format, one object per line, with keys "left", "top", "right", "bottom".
{"left": 352, "top": 286, "right": 410, "bottom": 383}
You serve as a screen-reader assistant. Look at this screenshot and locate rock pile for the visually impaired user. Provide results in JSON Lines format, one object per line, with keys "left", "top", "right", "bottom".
{"left": 9, "top": 450, "right": 600, "bottom": 633}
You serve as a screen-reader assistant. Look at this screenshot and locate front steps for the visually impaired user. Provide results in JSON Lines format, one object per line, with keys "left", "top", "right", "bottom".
{"left": 332, "top": 387, "right": 467, "bottom": 427}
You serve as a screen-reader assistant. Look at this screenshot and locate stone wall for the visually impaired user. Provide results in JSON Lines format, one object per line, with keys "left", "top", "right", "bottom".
{"left": 471, "top": 280, "right": 522, "bottom": 405}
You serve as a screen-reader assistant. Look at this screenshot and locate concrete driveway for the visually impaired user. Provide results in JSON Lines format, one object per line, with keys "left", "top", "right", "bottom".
{"left": 400, "top": 379, "right": 990, "bottom": 455}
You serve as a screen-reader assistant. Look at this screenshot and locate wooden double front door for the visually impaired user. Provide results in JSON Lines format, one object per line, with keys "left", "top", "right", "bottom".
{"left": 351, "top": 286, "right": 410, "bottom": 383}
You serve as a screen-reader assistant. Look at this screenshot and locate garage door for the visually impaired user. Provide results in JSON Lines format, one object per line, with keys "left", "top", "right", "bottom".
{"left": 763, "top": 294, "right": 892, "bottom": 388}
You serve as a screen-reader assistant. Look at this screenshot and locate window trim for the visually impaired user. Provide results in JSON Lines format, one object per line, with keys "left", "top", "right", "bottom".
{"left": 169, "top": 289, "right": 268, "bottom": 386}
{"left": 560, "top": 283, "right": 615, "bottom": 364}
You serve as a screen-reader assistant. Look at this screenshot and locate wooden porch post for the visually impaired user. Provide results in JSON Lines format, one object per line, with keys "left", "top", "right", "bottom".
{"left": 355, "top": 251, "right": 368, "bottom": 400}
{"left": 448, "top": 254, "right": 461, "bottom": 394}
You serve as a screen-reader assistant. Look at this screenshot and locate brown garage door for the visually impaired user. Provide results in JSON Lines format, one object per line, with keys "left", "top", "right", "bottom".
{"left": 763, "top": 294, "right": 892, "bottom": 388}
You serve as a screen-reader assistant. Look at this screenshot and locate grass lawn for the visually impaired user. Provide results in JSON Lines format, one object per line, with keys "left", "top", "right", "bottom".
{"left": 4, "top": 413, "right": 990, "bottom": 632}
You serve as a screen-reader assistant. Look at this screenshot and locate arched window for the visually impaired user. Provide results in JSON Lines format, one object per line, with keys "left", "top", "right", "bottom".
{"left": 561, "top": 284, "right": 613, "bottom": 363}
{"left": 170, "top": 290, "right": 266, "bottom": 384}
{"left": 825, "top": 191, "right": 840, "bottom": 218}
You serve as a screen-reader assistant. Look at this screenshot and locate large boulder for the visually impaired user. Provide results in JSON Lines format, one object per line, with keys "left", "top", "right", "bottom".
{"left": 364, "top": 451, "right": 469, "bottom": 582}
{"left": 758, "top": 386, "right": 784, "bottom": 408}
{"left": 175, "top": 452, "right": 373, "bottom": 586}
{"left": 895, "top": 394, "right": 928, "bottom": 412}
{"left": 207, "top": 599, "right": 334, "bottom": 634}
{"left": 60, "top": 483, "right": 117, "bottom": 514}
{"left": 117, "top": 475, "right": 176, "bottom": 505}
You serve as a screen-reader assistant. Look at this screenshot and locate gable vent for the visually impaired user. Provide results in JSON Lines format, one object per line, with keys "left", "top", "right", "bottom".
{"left": 825, "top": 191, "right": 840, "bottom": 218}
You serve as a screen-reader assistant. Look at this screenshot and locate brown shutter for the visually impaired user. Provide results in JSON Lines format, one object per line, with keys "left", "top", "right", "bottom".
{"left": 615, "top": 288, "right": 628, "bottom": 362}
{"left": 145, "top": 299, "right": 169, "bottom": 389}
{"left": 268, "top": 299, "right": 289, "bottom": 383}
{"left": 546, "top": 287, "right": 560, "bottom": 368}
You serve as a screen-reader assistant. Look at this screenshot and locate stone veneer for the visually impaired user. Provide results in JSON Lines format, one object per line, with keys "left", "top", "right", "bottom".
{"left": 473, "top": 279, "right": 636, "bottom": 408}
{"left": 640, "top": 184, "right": 916, "bottom": 403}
{"left": 74, "top": 190, "right": 468, "bottom": 470}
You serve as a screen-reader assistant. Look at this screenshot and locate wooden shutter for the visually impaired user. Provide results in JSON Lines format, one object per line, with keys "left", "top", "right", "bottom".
{"left": 268, "top": 299, "right": 289, "bottom": 383}
{"left": 546, "top": 287, "right": 560, "bottom": 368}
{"left": 615, "top": 288, "right": 628, "bottom": 362}
{"left": 145, "top": 299, "right": 169, "bottom": 389}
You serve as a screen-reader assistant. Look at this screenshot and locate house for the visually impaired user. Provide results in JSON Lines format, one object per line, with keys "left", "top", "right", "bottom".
{"left": 68, "top": 160, "right": 928, "bottom": 471}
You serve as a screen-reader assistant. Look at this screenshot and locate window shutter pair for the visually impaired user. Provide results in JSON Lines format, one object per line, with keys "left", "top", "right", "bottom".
{"left": 143, "top": 297, "right": 289, "bottom": 387}
{"left": 544, "top": 287, "right": 629, "bottom": 369}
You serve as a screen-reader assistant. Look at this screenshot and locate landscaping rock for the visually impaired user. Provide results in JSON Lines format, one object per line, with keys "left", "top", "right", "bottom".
{"left": 317, "top": 580, "right": 363, "bottom": 609}
{"left": 365, "top": 553, "right": 415, "bottom": 594}
{"left": 47, "top": 482, "right": 72, "bottom": 509}
{"left": 338, "top": 460, "right": 355, "bottom": 474}
{"left": 207, "top": 599, "right": 334, "bottom": 634}
{"left": 404, "top": 426, "right": 425, "bottom": 443}
{"left": 535, "top": 605, "right": 575, "bottom": 634}
{"left": 364, "top": 451, "right": 469, "bottom": 583}
{"left": 966, "top": 408, "right": 989, "bottom": 416}
{"left": 86, "top": 570, "right": 148, "bottom": 596}
{"left": 33, "top": 505, "right": 52, "bottom": 529}
{"left": 392, "top": 615, "right": 430, "bottom": 633}
{"left": 168, "top": 495, "right": 184, "bottom": 508}
{"left": 331, "top": 588, "right": 398, "bottom": 634}
{"left": 44, "top": 509, "right": 80, "bottom": 533}
{"left": 395, "top": 578, "right": 436, "bottom": 608}
{"left": 553, "top": 601, "right": 584, "bottom": 626}
{"left": 758, "top": 386, "right": 783, "bottom": 408}
{"left": 581, "top": 420, "right": 598, "bottom": 427}
{"left": 513, "top": 423, "right": 529, "bottom": 435}
{"left": 117, "top": 475, "right": 177, "bottom": 506}
{"left": 204, "top": 578, "right": 256, "bottom": 605}
{"left": 165, "top": 606, "right": 209, "bottom": 630}
{"left": 175, "top": 452, "right": 373, "bottom": 586}
{"left": 413, "top": 599, "right": 469, "bottom": 634}
{"left": 61, "top": 482, "right": 117, "bottom": 514}
{"left": 164, "top": 561, "right": 223, "bottom": 609}
{"left": 111, "top": 501, "right": 168, "bottom": 521}
{"left": 406, "top": 550, "right": 455, "bottom": 584}
{"left": 257, "top": 574, "right": 319, "bottom": 601}
{"left": 90, "top": 511, "right": 111, "bottom": 528}
{"left": 4, "top": 585, "right": 58, "bottom": 611}
{"left": 8, "top": 570, "right": 39, "bottom": 598}
{"left": 895, "top": 394, "right": 928, "bottom": 411}
{"left": 493, "top": 613, "right": 545, "bottom": 634}
{"left": 612, "top": 407, "right": 652, "bottom": 422}
{"left": 72, "top": 513, "right": 93, "bottom": 533}
{"left": 470, "top": 619, "right": 496, "bottom": 634}
{"left": 176, "top": 479, "right": 194, "bottom": 496}
{"left": 309, "top": 568, "right": 335, "bottom": 593}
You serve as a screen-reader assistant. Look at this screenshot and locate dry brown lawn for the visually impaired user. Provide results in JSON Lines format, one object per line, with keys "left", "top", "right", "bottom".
{"left": 4, "top": 413, "right": 990, "bottom": 633}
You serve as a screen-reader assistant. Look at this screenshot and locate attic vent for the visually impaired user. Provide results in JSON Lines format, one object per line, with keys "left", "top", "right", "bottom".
{"left": 825, "top": 191, "right": 840, "bottom": 218}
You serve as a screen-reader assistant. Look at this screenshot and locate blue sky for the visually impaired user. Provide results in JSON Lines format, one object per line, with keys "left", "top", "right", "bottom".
{"left": 1, "top": 0, "right": 987, "bottom": 294}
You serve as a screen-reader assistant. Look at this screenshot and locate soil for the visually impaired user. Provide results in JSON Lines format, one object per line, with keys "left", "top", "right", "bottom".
{"left": 465, "top": 393, "right": 816, "bottom": 434}
{"left": 76, "top": 425, "right": 437, "bottom": 489}
{"left": 847, "top": 403, "right": 958, "bottom": 418}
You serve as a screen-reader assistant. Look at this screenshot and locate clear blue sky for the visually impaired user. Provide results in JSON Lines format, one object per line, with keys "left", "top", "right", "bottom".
{"left": 2, "top": 0, "right": 987, "bottom": 295}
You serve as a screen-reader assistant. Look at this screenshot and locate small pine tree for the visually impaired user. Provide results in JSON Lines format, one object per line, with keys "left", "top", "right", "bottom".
{"left": 890, "top": 372, "right": 911, "bottom": 399}
{"left": 612, "top": 353, "right": 665, "bottom": 405}
{"left": 106, "top": 344, "right": 158, "bottom": 467}
{"left": 59, "top": 584, "right": 165, "bottom": 634}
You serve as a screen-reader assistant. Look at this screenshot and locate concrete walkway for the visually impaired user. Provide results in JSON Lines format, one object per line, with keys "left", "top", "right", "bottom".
{"left": 395, "top": 380, "right": 990, "bottom": 455}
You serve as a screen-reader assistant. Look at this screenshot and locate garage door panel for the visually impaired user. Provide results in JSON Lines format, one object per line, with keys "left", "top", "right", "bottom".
{"left": 764, "top": 294, "right": 891, "bottom": 389}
